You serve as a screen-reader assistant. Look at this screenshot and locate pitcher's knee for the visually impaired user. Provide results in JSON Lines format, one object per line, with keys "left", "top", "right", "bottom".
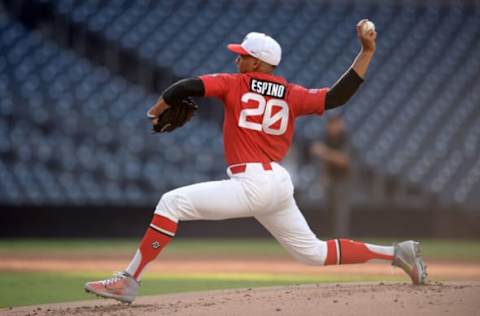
{"left": 155, "top": 190, "right": 190, "bottom": 222}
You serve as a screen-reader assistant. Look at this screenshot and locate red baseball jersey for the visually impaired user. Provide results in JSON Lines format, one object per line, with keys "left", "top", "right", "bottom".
{"left": 199, "top": 72, "right": 328, "bottom": 165}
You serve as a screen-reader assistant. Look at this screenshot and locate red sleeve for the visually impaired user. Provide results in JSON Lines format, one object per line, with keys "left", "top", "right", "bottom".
{"left": 289, "top": 84, "right": 329, "bottom": 117}
{"left": 199, "top": 73, "right": 236, "bottom": 100}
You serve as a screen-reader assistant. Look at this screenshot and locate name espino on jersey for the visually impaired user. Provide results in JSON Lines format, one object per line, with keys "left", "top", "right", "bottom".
{"left": 250, "top": 79, "right": 285, "bottom": 99}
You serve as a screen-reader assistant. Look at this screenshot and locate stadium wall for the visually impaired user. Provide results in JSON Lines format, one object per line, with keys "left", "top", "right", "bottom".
{"left": 1, "top": 205, "right": 479, "bottom": 239}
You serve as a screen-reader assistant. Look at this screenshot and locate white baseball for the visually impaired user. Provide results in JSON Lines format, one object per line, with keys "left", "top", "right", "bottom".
{"left": 363, "top": 20, "right": 375, "bottom": 33}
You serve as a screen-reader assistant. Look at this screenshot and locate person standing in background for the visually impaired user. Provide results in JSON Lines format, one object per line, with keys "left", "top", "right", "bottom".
{"left": 311, "top": 115, "right": 352, "bottom": 237}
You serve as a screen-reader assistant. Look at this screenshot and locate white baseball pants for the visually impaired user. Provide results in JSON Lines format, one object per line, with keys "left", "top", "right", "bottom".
{"left": 155, "top": 162, "right": 328, "bottom": 265}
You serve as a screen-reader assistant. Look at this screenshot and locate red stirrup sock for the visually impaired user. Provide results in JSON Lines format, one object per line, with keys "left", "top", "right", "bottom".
{"left": 324, "top": 239, "right": 394, "bottom": 265}
{"left": 125, "top": 214, "right": 177, "bottom": 280}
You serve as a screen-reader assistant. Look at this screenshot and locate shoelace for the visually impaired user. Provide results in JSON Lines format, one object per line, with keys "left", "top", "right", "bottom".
{"left": 101, "top": 272, "right": 126, "bottom": 286}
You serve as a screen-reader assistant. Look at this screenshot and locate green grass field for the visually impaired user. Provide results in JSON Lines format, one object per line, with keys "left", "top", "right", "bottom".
{"left": 1, "top": 238, "right": 480, "bottom": 260}
{"left": 0, "top": 238, "right": 479, "bottom": 308}
{"left": 0, "top": 271, "right": 405, "bottom": 308}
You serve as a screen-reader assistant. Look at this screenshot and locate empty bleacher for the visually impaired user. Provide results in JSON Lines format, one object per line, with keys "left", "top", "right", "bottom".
{"left": 0, "top": 13, "right": 224, "bottom": 205}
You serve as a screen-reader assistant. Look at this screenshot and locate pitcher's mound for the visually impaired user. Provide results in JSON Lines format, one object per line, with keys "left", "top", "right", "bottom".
{"left": 3, "top": 282, "right": 479, "bottom": 316}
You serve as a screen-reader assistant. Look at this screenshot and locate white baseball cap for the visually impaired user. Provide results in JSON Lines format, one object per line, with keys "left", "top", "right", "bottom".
{"left": 227, "top": 32, "right": 282, "bottom": 66}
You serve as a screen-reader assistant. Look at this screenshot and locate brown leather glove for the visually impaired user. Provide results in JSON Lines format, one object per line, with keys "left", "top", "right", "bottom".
{"left": 151, "top": 97, "right": 198, "bottom": 133}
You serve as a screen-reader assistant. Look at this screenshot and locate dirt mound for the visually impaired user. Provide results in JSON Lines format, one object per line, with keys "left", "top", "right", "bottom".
{"left": 2, "top": 282, "right": 479, "bottom": 316}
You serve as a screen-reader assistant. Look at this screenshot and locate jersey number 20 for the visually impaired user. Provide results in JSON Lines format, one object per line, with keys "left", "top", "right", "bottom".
{"left": 238, "top": 92, "right": 289, "bottom": 136}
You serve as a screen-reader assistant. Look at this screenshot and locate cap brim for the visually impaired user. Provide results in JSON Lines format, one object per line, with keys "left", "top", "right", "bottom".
{"left": 227, "top": 44, "right": 250, "bottom": 56}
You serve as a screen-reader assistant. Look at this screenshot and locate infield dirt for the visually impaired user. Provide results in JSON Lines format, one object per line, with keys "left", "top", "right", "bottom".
{"left": 1, "top": 282, "right": 479, "bottom": 316}
{"left": 1, "top": 256, "right": 480, "bottom": 280}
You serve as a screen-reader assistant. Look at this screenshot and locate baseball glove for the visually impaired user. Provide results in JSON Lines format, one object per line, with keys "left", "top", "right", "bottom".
{"left": 151, "top": 97, "right": 198, "bottom": 133}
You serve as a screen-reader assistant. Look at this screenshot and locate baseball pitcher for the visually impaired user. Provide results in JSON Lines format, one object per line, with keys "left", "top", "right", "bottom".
{"left": 85, "top": 20, "right": 427, "bottom": 303}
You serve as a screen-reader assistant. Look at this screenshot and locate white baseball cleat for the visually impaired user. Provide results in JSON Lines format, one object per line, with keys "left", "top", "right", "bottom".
{"left": 84, "top": 271, "right": 139, "bottom": 303}
{"left": 392, "top": 240, "right": 427, "bottom": 285}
